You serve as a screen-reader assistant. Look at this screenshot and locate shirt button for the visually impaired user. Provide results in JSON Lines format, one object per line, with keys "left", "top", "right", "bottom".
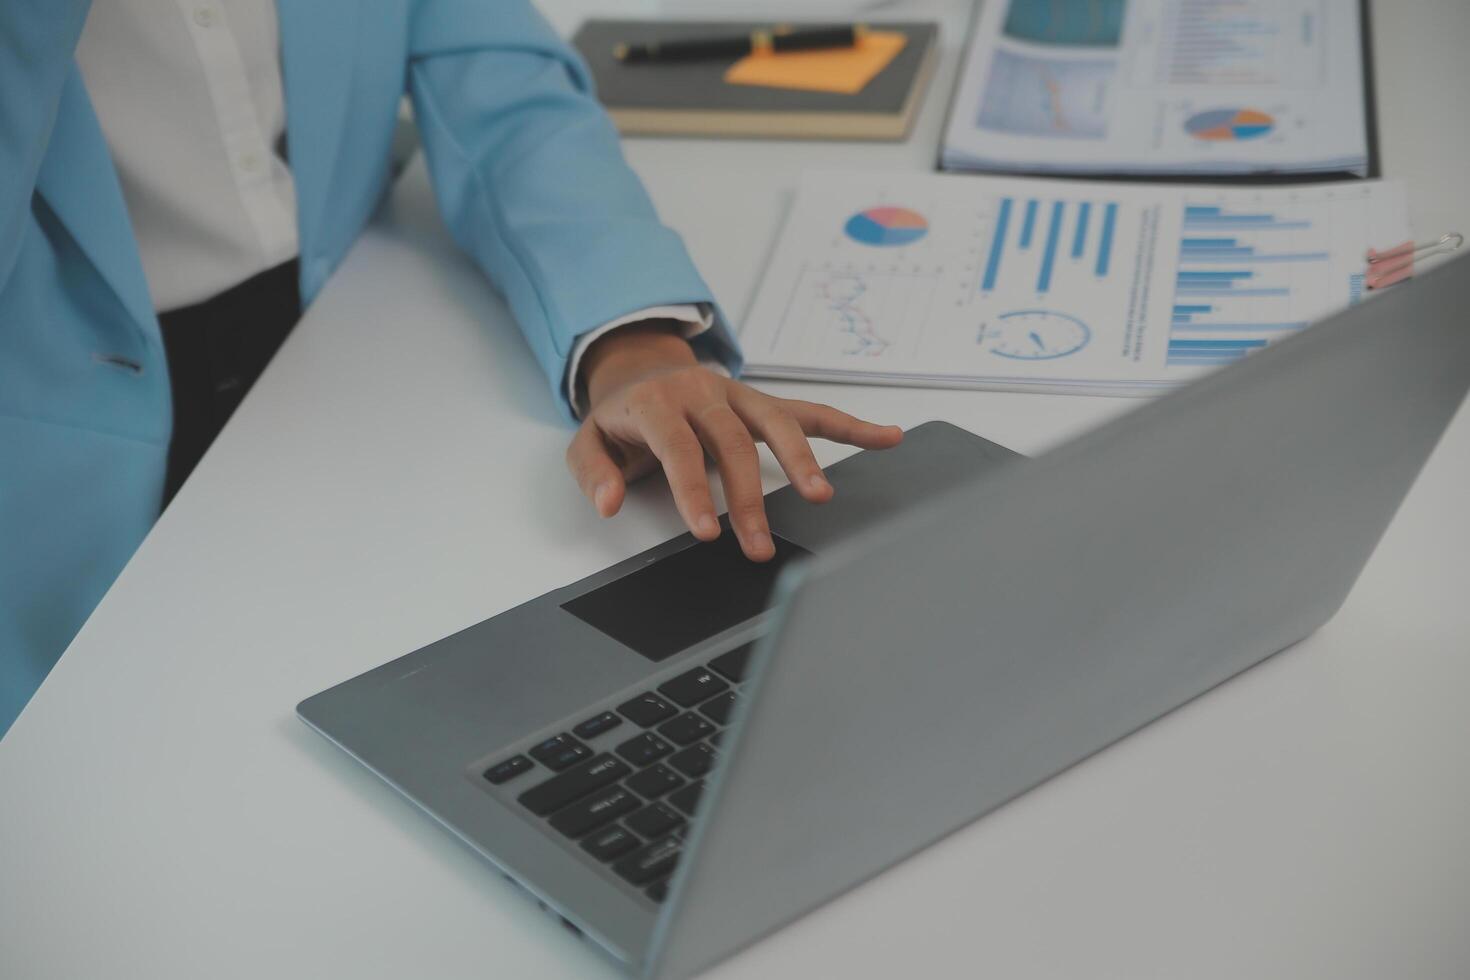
{"left": 239, "top": 151, "right": 263, "bottom": 173}
{"left": 193, "top": 6, "right": 216, "bottom": 27}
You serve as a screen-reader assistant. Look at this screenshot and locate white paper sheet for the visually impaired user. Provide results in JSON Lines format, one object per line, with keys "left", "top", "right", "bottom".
{"left": 941, "top": 0, "right": 1370, "bottom": 176}
{"left": 739, "top": 170, "right": 1408, "bottom": 394}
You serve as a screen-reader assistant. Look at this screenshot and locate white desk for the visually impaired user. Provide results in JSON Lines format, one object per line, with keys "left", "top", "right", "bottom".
{"left": 4, "top": 2, "right": 1469, "bottom": 977}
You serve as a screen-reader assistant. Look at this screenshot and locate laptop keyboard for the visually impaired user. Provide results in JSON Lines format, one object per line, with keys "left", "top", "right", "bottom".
{"left": 480, "top": 643, "right": 754, "bottom": 904}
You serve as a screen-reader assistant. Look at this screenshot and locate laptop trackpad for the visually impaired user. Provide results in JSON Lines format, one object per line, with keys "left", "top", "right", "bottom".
{"left": 562, "top": 528, "right": 810, "bottom": 663}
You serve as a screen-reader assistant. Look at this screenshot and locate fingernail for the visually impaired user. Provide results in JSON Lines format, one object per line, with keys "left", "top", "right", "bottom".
{"left": 696, "top": 514, "right": 720, "bottom": 538}
{"left": 751, "top": 530, "right": 773, "bottom": 555}
{"left": 807, "top": 473, "right": 830, "bottom": 494}
{"left": 593, "top": 482, "right": 612, "bottom": 513}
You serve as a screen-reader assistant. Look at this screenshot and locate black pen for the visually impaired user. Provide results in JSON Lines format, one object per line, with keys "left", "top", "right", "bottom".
{"left": 614, "top": 24, "right": 867, "bottom": 64}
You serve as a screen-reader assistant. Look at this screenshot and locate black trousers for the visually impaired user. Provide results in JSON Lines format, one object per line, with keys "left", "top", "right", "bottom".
{"left": 158, "top": 259, "right": 302, "bottom": 507}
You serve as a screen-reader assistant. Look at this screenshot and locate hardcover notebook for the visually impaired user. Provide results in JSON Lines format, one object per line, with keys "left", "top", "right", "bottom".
{"left": 572, "top": 20, "right": 939, "bottom": 140}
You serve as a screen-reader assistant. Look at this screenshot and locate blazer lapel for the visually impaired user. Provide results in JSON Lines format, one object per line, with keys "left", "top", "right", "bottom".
{"left": 276, "top": 0, "right": 359, "bottom": 270}
{"left": 34, "top": 67, "right": 157, "bottom": 340}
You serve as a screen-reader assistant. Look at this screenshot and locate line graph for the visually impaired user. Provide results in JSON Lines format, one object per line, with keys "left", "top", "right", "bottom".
{"left": 773, "top": 264, "right": 942, "bottom": 361}
{"left": 977, "top": 49, "right": 1112, "bottom": 139}
{"left": 821, "top": 274, "right": 891, "bottom": 356}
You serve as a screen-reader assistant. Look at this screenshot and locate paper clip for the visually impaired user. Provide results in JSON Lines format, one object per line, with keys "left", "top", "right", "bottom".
{"left": 1365, "top": 232, "right": 1463, "bottom": 289}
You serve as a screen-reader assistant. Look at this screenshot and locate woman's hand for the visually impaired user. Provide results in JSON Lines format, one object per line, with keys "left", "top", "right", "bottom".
{"left": 567, "top": 321, "right": 903, "bottom": 560}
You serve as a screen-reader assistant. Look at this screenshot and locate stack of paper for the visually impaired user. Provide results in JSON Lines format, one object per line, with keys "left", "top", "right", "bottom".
{"left": 739, "top": 170, "right": 1406, "bottom": 395}
{"left": 941, "top": 0, "right": 1371, "bottom": 177}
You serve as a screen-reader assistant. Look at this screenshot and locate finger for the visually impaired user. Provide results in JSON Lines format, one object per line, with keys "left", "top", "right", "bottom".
{"left": 566, "top": 423, "right": 627, "bottom": 517}
{"left": 728, "top": 390, "right": 833, "bottom": 504}
{"left": 617, "top": 445, "right": 661, "bottom": 484}
{"left": 690, "top": 403, "right": 774, "bottom": 561}
{"left": 638, "top": 412, "right": 722, "bottom": 541}
{"left": 780, "top": 399, "right": 904, "bottom": 449}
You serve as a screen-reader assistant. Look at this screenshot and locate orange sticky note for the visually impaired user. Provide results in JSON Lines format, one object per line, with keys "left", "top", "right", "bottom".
{"left": 723, "top": 31, "right": 908, "bottom": 95}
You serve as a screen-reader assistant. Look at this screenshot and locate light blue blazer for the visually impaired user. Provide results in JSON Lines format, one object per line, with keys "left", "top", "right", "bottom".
{"left": 0, "top": 0, "right": 740, "bottom": 734}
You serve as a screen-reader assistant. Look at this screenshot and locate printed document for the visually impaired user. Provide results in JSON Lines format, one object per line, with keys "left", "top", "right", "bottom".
{"left": 941, "top": 0, "right": 1370, "bottom": 176}
{"left": 740, "top": 170, "right": 1407, "bottom": 394}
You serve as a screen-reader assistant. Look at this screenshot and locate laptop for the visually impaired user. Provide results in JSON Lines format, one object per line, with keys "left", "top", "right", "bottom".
{"left": 299, "top": 253, "right": 1470, "bottom": 978}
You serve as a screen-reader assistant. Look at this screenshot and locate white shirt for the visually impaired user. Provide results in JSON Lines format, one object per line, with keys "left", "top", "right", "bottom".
{"left": 77, "top": 0, "right": 297, "bottom": 313}
{"left": 75, "top": 0, "right": 708, "bottom": 414}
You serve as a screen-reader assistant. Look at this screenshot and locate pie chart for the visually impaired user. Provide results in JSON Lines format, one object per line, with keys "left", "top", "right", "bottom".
{"left": 1185, "top": 108, "right": 1275, "bottom": 141}
{"left": 844, "top": 206, "right": 929, "bottom": 247}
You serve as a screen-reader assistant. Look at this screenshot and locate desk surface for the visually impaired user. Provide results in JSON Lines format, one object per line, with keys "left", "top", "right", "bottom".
{"left": 4, "top": 2, "right": 1469, "bottom": 977}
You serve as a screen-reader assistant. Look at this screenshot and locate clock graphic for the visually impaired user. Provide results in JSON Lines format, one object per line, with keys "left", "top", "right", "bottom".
{"left": 981, "top": 309, "right": 1091, "bottom": 360}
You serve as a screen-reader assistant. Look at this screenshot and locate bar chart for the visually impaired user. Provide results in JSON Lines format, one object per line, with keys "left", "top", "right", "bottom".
{"left": 982, "top": 196, "right": 1120, "bottom": 294}
{"left": 1167, "top": 202, "right": 1329, "bottom": 367}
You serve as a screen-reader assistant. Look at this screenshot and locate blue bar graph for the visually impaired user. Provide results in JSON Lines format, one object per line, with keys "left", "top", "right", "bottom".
{"left": 1168, "top": 352, "right": 1250, "bottom": 365}
{"left": 981, "top": 198, "right": 1012, "bottom": 292}
{"left": 1177, "top": 270, "right": 1252, "bottom": 281}
{"left": 1172, "top": 321, "right": 1308, "bottom": 332}
{"left": 1181, "top": 247, "right": 1256, "bottom": 257}
{"left": 1170, "top": 302, "right": 1205, "bottom": 326}
{"left": 1168, "top": 201, "right": 1326, "bottom": 369}
{"left": 1180, "top": 251, "right": 1329, "bottom": 263}
{"left": 1096, "top": 203, "right": 1118, "bottom": 277}
{"left": 1186, "top": 217, "right": 1310, "bottom": 229}
{"left": 981, "top": 196, "right": 1117, "bottom": 293}
{"left": 1174, "top": 270, "right": 1283, "bottom": 297}
{"left": 1170, "top": 339, "right": 1269, "bottom": 350}
{"left": 1020, "top": 200, "right": 1039, "bottom": 249}
{"left": 1183, "top": 203, "right": 1310, "bottom": 231}
{"left": 1167, "top": 337, "right": 1268, "bottom": 366}
{"left": 1071, "top": 202, "right": 1092, "bottom": 259}
{"left": 1181, "top": 232, "right": 1328, "bottom": 264}
{"left": 1168, "top": 348, "right": 1251, "bottom": 356}
{"left": 1037, "top": 201, "right": 1064, "bottom": 293}
{"left": 1173, "top": 287, "right": 1290, "bottom": 297}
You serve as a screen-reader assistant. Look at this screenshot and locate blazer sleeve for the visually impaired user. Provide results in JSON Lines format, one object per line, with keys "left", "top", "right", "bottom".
{"left": 406, "top": 0, "right": 742, "bottom": 421}
{"left": 0, "top": 0, "right": 92, "bottom": 292}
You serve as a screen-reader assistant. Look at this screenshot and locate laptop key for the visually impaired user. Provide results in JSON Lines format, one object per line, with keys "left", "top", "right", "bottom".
{"left": 549, "top": 786, "right": 640, "bottom": 838}
{"left": 708, "top": 644, "right": 753, "bottom": 682}
{"left": 612, "top": 834, "right": 683, "bottom": 886}
{"left": 581, "top": 823, "right": 640, "bottom": 862}
{"left": 658, "top": 712, "right": 715, "bottom": 746}
{"left": 697, "top": 691, "right": 738, "bottom": 726}
{"left": 658, "top": 667, "right": 728, "bottom": 708}
{"left": 518, "top": 754, "right": 630, "bottom": 817}
{"left": 617, "top": 692, "right": 678, "bottom": 728}
{"left": 626, "top": 802, "right": 683, "bottom": 839}
{"left": 626, "top": 764, "right": 684, "bottom": 799}
{"left": 529, "top": 733, "right": 592, "bottom": 772}
{"left": 667, "top": 781, "right": 705, "bottom": 817}
{"left": 645, "top": 878, "right": 670, "bottom": 903}
{"left": 572, "top": 711, "right": 623, "bottom": 740}
{"left": 615, "top": 732, "right": 673, "bottom": 767}
{"left": 483, "top": 755, "right": 534, "bottom": 785}
{"left": 668, "top": 743, "right": 716, "bottom": 779}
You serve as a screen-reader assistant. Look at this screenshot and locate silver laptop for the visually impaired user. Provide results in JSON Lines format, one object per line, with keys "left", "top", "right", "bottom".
{"left": 299, "top": 253, "right": 1470, "bottom": 978}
